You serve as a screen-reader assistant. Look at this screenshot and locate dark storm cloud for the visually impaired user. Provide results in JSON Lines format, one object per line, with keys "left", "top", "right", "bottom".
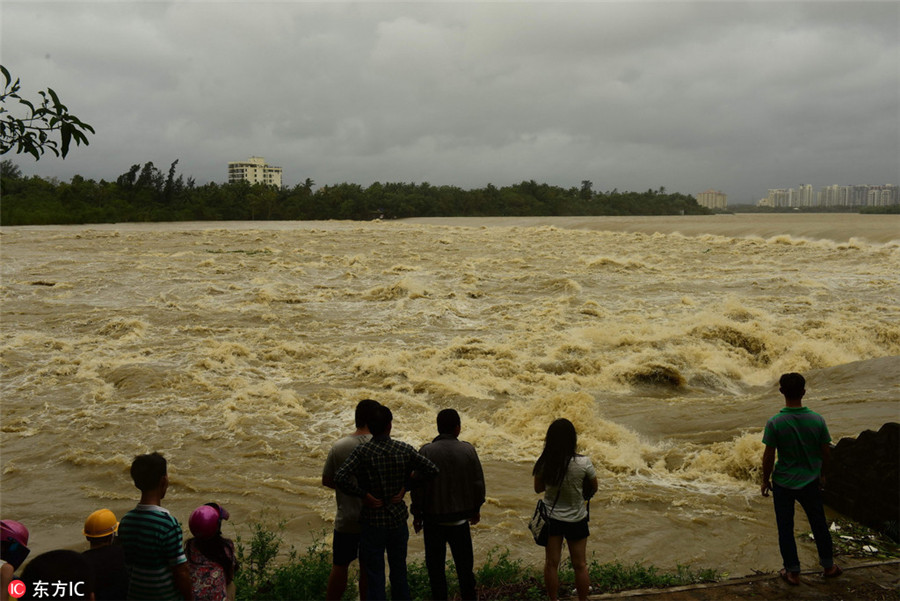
{"left": 2, "top": 1, "right": 897, "bottom": 202}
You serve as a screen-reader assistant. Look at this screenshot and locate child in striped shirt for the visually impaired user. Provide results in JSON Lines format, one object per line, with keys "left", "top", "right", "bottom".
{"left": 118, "top": 452, "right": 194, "bottom": 600}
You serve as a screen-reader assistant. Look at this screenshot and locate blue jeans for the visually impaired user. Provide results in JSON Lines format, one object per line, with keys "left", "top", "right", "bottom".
{"left": 359, "top": 522, "right": 410, "bottom": 600}
{"left": 772, "top": 481, "right": 834, "bottom": 572}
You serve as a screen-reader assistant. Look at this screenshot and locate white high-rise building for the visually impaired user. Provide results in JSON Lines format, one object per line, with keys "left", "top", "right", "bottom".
{"left": 868, "top": 186, "right": 897, "bottom": 206}
{"left": 228, "top": 156, "right": 283, "bottom": 187}
{"left": 767, "top": 188, "right": 791, "bottom": 207}
{"left": 797, "top": 184, "right": 815, "bottom": 207}
{"left": 696, "top": 189, "right": 727, "bottom": 209}
{"left": 759, "top": 184, "right": 898, "bottom": 208}
{"left": 820, "top": 185, "right": 853, "bottom": 207}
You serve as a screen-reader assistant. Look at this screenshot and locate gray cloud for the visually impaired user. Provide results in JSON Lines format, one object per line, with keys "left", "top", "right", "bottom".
{"left": 3, "top": 1, "right": 897, "bottom": 203}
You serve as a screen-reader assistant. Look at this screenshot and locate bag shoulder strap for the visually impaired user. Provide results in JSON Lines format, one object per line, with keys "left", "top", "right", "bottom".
{"left": 545, "top": 456, "right": 572, "bottom": 517}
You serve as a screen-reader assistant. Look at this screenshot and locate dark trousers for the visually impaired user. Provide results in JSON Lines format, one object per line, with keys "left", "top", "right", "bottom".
{"left": 423, "top": 522, "right": 476, "bottom": 601}
{"left": 772, "top": 481, "right": 834, "bottom": 572}
{"left": 360, "top": 522, "right": 410, "bottom": 601}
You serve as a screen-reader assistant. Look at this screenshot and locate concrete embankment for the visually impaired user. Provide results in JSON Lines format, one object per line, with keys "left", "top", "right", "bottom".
{"left": 591, "top": 559, "right": 899, "bottom": 600}
{"left": 825, "top": 422, "right": 900, "bottom": 542}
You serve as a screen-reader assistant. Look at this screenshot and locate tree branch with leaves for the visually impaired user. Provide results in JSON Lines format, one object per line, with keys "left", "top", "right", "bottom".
{"left": 1, "top": 65, "right": 95, "bottom": 160}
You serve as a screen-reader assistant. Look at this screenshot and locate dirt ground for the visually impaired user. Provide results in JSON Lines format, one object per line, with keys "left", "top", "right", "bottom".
{"left": 590, "top": 560, "right": 900, "bottom": 601}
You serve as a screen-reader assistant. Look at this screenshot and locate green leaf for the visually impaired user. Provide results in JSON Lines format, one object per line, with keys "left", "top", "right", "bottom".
{"left": 47, "top": 88, "right": 67, "bottom": 112}
{"left": 60, "top": 123, "right": 72, "bottom": 157}
{"left": 24, "top": 142, "right": 39, "bottom": 160}
{"left": 1, "top": 68, "right": 93, "bottom": 160}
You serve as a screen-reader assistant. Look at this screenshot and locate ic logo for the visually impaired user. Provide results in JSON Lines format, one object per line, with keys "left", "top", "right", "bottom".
{"left": 8, "top": 579, "right": 26, "bottom": 599}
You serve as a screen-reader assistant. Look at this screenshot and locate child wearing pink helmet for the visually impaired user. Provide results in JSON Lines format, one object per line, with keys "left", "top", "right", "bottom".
{"left": 185, "top": 503, "right": 237, "bottom": 601}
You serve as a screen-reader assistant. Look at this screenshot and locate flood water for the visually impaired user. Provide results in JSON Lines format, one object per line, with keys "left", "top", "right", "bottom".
{"left": 1, "top": 214, "right": 898, "bottom": 574}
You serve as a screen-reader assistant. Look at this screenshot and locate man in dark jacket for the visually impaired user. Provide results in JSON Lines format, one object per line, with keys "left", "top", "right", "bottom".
{"left": 411, "top": 409, "right": 486, "bottom": 601}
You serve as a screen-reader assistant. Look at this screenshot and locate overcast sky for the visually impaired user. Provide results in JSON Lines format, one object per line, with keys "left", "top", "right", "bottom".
{"left": 3, "top": 1, "right": 898, "bottom": 202}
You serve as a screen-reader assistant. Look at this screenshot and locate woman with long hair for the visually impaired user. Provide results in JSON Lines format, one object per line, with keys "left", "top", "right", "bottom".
{"left": 186, "top": 503, "right": 237, "bottom": 601}
{"left": 532, "top": 419, "right": 598, "bottom": 601}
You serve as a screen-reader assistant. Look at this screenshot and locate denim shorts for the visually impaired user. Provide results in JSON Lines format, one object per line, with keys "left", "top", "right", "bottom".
{"left": 547, "top": 517, "right": 589, "bottom": 542}
{"left": 332, "top": 530, "right": 361, "bottom": 566}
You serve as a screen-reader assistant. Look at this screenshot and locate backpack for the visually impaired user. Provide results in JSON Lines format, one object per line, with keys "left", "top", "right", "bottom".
{"left": 187, "top": 540, "right": 230, "bottom": 601}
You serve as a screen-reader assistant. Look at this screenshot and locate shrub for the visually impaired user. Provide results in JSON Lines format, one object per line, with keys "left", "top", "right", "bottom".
{"left": 235, "top": 524, "right": 350, "bottom": 601}
{"left": 233, "top": 522, "right": 720, "bottom": 600}
{"left": 234, "top": 520, "right": 282, "bottom": 598}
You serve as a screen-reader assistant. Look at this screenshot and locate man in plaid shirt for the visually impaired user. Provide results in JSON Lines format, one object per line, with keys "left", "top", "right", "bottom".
{"left": 335, "top": 405, "right": 439, "bottom": 600}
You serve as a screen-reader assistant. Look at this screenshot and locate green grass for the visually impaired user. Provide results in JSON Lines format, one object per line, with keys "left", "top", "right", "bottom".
{"left": 473, "top": 548, "right": 543, "bottom": 601}
{"left": 233, "top": 522, "right": 721, "bottom": 600}
{"left": 588, "top": 560, "right": 720, "bottom": 593}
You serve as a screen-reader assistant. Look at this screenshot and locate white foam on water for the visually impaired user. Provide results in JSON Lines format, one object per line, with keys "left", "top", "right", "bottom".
{"left": 1, "top": 217, "right": 898, "bottom": 569}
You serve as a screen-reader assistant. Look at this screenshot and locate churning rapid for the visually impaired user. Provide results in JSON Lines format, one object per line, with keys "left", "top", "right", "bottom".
{"left": 1, "top": 214, "right": 898, "bottom": 573}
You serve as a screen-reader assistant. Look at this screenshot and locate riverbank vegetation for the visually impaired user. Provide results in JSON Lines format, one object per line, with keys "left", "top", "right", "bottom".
{"left": 230, "top": 516, "right": 900, "bottom": 601}
{"left": 0, "top": 159, "right": 710, "bottom": 225}
{"left": 233, "top": 522, "right": 721, "bottom": 601}
{"left": 824, "top": 519, "right": 900, "bottom": 560}
{"left": 860, "top": 205, "right": 900, "bottom": 214}
{"left": 728, "top": 204, "right": 899, "bottom": 214}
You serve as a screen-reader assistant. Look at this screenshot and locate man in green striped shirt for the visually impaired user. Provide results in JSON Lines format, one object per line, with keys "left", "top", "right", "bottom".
{"left": 118, "top": 452, "right": 194, "bottom": 600}
{"left": 760, "top": 373, "right": 842, "bottom": 585}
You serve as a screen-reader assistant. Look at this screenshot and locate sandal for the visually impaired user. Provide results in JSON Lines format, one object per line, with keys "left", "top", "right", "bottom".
{"left": 779, "top": 568, "right": 800, "bottom": 585}
{"left": 823, "top": 565, "right": 843, "bottom": 578}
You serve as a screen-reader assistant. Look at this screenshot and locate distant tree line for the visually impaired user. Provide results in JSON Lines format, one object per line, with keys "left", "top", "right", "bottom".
{"left": 727, "top": 204, "right": 896, "bottom": 214}
{"left": 0, "top": 160, "right": 712, "bottom": 225}
{"left": 859, "top": 205, "right": 900, "bottom": 215}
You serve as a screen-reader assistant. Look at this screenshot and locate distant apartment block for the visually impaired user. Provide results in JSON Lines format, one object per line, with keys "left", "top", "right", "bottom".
{"left": 761, "top": 188, "right": 791, "bottom": 208}
{"left": 797, "top": 184, "right": 815, "bottom": 207}
{"left": 228, "top": 156, "right": 283, "bottom": 188}
{"left": 867, "top": 186, "right": 899, "bottom": 207}
{"left": 759, "top": 184, "right": 898, "bottom": 208}
{"left": 696, "top": 189, "right": 728, "bottom": 209}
